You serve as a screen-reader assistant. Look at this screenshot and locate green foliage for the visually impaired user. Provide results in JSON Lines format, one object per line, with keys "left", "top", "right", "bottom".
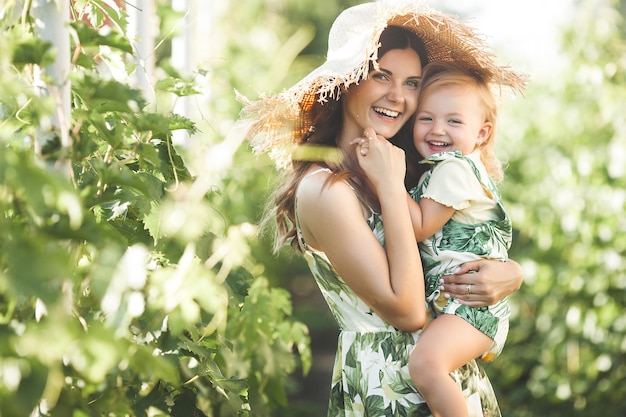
{"left": 0, "top": 2, "right": 310, "bottom": 417}
{"left": 489, "top": 0, "right": 626, "bottom": 415}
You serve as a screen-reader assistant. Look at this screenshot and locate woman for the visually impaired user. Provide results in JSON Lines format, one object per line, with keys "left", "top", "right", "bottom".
{"left": 238, "top": 1, "right": 526, "bottom": 415}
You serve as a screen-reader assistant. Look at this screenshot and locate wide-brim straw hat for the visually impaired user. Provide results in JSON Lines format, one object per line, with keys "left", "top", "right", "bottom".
{"left": 237, "top": 0, "right": 527, "bottom": 169}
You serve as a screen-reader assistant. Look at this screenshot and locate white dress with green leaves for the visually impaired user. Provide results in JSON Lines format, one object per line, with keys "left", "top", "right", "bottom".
{"left": 409, "top": 151, "right": 511, "bottom": 362}
{"left": 296, "top": 168, "right": 502, "bottom": 417}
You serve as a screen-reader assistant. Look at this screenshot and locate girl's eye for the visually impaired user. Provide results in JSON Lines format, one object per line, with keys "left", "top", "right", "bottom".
{"left": 449, "top": 119, "right": 462, "bottom": 125}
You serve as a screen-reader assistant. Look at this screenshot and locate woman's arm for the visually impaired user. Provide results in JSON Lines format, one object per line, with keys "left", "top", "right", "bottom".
{"left": 297, "top": 135, "right": 425, "bottom": 331}
{"left": 440, "top": 258, "right": 523, "bottom": 307}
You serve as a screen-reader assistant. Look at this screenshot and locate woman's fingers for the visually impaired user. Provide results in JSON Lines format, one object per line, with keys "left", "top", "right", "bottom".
{"left": 350, "top": 128, "right": 375, "bottom": 156}
{"left": 439, "top": 270, "right": 498, "bottom": 307}
{"left": 352, "top": 127, "right": 406, "bottom": 190}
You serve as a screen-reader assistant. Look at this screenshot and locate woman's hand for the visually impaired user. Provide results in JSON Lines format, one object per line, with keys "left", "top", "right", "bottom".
{"left": 351, "top": 127, "right": 406, "bottom": 194}
{"left": 440, "top": 259, "right": 523, "bottom": 307}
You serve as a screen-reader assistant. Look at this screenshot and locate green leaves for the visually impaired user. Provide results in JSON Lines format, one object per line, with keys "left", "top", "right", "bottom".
{"left": 0, "top": 353, "right": 48, "bottom": 417}
{"left": 71, "top": 21, "right": 133, "bottom": 54}
{"left": 11, "top": 37, "right": 55, "bottom": 69}
{"left": 223, "top": 277, "right": 311, "bottom": 410}
{"left": 156, "top": 77, "right": 200, "bottom": 97}
{"left": 0, "top": 1, "right": 310, "bottom": 417}
{"left": 489, "top": 1, "right": 626, "bottom": 415}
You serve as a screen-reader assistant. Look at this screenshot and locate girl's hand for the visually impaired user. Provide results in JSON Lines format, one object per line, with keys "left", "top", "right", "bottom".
{"left": 439, "top": 259, "right": 523, "bottom": 307}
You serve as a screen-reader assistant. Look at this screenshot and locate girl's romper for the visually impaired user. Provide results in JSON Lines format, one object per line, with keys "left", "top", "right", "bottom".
{"left": 409, "top": 151, "right": 512, "bottom": 362}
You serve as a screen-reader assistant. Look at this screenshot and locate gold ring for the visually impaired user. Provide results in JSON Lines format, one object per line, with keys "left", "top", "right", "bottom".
{"left": 466, "top": 284, "right": 472, "bottom": 295}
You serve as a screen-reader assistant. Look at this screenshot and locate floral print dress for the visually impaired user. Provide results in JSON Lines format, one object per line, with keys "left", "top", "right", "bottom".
{"left": 409, "top": 151, "right": 512, "bottom": 362}
{"left": 295, "top": 168, "right": 502, "bottom": 417}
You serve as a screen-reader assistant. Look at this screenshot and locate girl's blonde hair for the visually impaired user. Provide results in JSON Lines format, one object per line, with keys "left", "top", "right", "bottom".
{"left": 418, "top": 61, "right": 504, "bottom": 181}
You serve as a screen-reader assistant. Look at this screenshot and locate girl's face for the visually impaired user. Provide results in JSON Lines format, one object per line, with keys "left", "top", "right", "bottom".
{"left": 413, "top": 84, "right": 492, "bottom": 158}
{"left": 342, "top": 48, "right": 422, "bottom": 141}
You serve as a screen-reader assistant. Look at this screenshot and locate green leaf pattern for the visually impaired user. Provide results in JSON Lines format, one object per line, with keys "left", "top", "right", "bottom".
{"left": 410, "top": 151, "right": 512, "bottom": 359}
{"left": 296, "top": 179, "right": 502, "bottom": 416}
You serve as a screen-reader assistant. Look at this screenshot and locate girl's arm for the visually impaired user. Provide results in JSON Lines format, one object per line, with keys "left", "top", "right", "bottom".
{"left": 407, "top": 194, "right": 454, "bottom": 242}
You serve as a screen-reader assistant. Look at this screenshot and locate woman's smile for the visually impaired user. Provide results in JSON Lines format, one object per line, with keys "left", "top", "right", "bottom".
{"left": 343, "top": 48, "right": 422, "bottom": 139}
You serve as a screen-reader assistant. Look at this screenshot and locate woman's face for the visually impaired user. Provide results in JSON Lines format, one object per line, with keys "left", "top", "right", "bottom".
{"left": 342, "top": 48, "right": 422, "bottom": 141}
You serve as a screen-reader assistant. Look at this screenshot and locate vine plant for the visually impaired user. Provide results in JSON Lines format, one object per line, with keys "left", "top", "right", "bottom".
{"left": 0, "top": 1, "right": 310, "bottom": 416}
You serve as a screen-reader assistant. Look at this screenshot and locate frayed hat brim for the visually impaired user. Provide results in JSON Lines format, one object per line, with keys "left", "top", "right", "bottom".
{"left": 238, "top": 0, "right": 527, "bottom": 169}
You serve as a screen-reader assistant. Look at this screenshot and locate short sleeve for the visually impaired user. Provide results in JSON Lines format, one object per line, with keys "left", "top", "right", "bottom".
{"left": 420, "top": 156, "right": 485, "bottom": 211}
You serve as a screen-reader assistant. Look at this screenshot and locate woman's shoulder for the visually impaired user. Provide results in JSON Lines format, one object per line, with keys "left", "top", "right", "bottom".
{"left": 297, "top": 167, "right": 368, "bottom": 227}
{"left": 297, "top": 167, "right": 354, "bottom": 204}
{"left": 298, "top": 167, "right": 332, "bottom": 191}
{"left": 296, "top": 166, "right": 369, "bottom": 251}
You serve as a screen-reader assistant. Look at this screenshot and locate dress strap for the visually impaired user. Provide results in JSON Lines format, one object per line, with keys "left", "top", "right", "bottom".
{"left": 302, "top": 167, "right": 332, "bottom": 181}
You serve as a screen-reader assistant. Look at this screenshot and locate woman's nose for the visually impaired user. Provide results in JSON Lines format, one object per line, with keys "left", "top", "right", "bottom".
{"left": 386, "top": 82, "right": 405, "bottom": 102}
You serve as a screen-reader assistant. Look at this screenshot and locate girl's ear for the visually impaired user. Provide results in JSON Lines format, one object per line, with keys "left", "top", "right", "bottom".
{"left": 477, "top": 121, "right": 494, "bottom": 145}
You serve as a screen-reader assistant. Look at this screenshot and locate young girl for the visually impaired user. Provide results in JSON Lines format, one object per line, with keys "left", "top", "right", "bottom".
{"left": 406, "top": 61, "right": 516, "bottom": 417}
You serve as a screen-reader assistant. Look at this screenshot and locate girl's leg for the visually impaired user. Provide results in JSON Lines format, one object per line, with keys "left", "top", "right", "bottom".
{"left": 409, "top": 314, "right": 493, "bottom": 417}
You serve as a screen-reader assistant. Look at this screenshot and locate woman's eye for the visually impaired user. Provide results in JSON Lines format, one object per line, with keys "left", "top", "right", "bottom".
{"left": 371, "top": 72, "right": 389, "bottom": 81}
{"left": 406, "top": 80, "right": 419, "bottom": 89}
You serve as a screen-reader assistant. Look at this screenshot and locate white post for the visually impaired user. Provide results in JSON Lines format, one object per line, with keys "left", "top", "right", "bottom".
{"left": 31, "top": 0, "right": 72, "bottom": 174}
{"left": 171, "top": 0, "right": 193, "bottom": 147}
{"left": 127, "top": 0, "right": 157, "bottom": 103}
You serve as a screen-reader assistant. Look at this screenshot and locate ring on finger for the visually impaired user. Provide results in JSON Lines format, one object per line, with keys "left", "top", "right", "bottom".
{"left": 466, "top": 284, "right": 472, "bottom": 295}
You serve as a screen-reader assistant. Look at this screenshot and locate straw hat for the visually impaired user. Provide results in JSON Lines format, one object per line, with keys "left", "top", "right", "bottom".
{"left": 237, "top": 0, "right": 527, "bottom": 169}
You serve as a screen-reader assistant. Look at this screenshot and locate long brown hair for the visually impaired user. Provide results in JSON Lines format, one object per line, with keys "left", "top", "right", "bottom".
{"left": 265, "top": 26, "right": 427, "bottom": 253}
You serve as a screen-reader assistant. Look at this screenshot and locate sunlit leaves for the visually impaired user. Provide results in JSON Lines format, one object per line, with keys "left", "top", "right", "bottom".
{"left": 0, "top": 355, "right": 47, "bottom": 417}
{"left": 72, "top": 73, "right": 146, "bottom": 114}
{"left": 492, "top": 1, "right": 626, "bottom": 415}
{"left": 72, "top": 0, "right": 129, "bottom": 34}
{"left": 222, "top": 277, "right": 311, "bottom": 410}
{"left": 156, "top": 77, "right": 200, "bottom": 97}
{"left": 1, "top": 1, "right": 310, "bottom": 416}
{"left": 70, "top": 21, "right": 133, "bottom": 54}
